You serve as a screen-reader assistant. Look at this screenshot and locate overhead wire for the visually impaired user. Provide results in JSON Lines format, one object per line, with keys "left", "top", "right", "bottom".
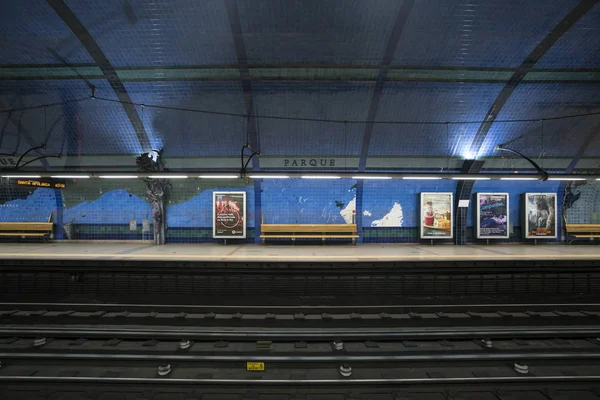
{"left": 1, "top": 94, "right": 600, "bottom": 126}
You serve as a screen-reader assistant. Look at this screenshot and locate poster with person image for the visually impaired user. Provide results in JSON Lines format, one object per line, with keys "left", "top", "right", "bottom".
{"left": 213, "top": 191, "right": 246, "bottom": 239}
{"left": 476, "top": 193, "right": 509, "bottom": 239}
{"left": 420, "top": 192, "right": 453, "bottom": 239}
{"left": 524, "top": 193, "right": 557, "bottom": 239}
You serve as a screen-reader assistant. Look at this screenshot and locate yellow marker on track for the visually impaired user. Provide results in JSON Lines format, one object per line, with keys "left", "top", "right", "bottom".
{"left": 246, "top": 362, "right": 264, "bottom": 371}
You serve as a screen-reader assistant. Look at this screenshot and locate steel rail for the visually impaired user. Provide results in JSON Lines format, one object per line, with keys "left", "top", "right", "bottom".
{"left": 1, "top": 350, "right": 600, "bottom": 362}
{"left": 2, "top": 325, "right": 600, "bottom": 339}
{"left": 0, "top": 375, "right": 599, "bottom": 385}
{"left": 2, "top": 301, "right": 600, "bottom": 310}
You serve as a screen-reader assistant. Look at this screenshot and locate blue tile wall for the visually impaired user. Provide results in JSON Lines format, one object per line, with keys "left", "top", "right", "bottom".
{"left": 468, "top": 180, "right": 561, "bottom": 228}
{"left": 0, "top": 187, "right": 56, "bottom": 222}
{"left": 1, "top": 178, "right": 598, "bottom": 243}
{"left": 564, "top": 181, "right": 600, "bottom": 224}
{"left": 362, "top": 179, "right": 457, "bottom": 242}
{"left": 261, "top": 179, "right": 357, "bottom": 224}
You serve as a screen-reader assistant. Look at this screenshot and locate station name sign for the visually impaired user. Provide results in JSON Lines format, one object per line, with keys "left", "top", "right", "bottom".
{"left": 283, "top": 158, "right": 336, "bottom": 167}
{"left": 0, "top": 157, "right": 17, "bottom": 167}
{"left": 13, "top": 179, "right": 66, "bottom": 189}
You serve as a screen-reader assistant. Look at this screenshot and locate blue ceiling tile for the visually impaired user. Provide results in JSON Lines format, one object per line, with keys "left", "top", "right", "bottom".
{"left": 0, "top": 79, "right": 143, "bottom": 155}
{"left": 0, "top": 0, "right": 93, "bottom": 64}
{"left": 64, "top": 0, "right": 238, "bottom": 66}
{"left": 537, "top": 3, "right": 600, "bottom": 68}
{"left": 369, "top": 82, "right": 503, "bottom": 156}
{"left": 238, "top": 0, "right": 404, "bottom": 65}
{"left": 393, "top": 0, "right": 579, "bottom": 67}
{"left": 252, "top": 81, "right": 374, "bottom": 156}
{"left": 124, "top": 81, "right": 246, "bottom": 156}
{"left": 478, "top": 83, "right": 600, "bottom": 157}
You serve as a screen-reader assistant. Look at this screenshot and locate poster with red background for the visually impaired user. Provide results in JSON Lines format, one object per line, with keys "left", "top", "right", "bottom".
{"left": 213, "top": 191, "right": 246, "bottom": 239}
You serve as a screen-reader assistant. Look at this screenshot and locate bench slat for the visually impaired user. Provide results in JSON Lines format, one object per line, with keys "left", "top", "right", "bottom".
{"left": 260, "top": 235, "right": 359, "bottom": 239}
{"left": 566, "top": 224, "right": 600, "bottom": 233}
{"left": 261, "top": 224, "right": 356, "bottom": 233}
{"left": 572, "top": 234, "right": 600, "bottom": 238}
{"left": 0, "top": 233, "right": 48, "bottom": 237}
{"left": 0, "top": 222, "right": 53, "bottom": 231}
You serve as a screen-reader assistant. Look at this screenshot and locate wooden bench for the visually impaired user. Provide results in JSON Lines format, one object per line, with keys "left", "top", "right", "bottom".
{"left": 260, "top": 224, "right": 358, "bottom": 244}
{"left": 0, "top": 214, "right": 54, "bottom": 241}
{"left": 565, "top": 224, "right": 600, "bottom": 243}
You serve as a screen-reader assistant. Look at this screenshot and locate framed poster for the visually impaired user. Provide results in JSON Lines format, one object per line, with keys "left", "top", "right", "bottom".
{"left": 213, "top": 191, "right": 246, "bottom": 239}
{"left": 476, "top": 193, "right": 509, "bottom": 239}
{"left": 523, "top": 193, "right": 557, "bottom": 239}
{"left": 420, "top": 192, "right": 453, "bottom": 239}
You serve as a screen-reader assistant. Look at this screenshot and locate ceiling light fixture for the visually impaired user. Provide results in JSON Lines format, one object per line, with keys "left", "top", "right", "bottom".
{"left": 301, "top": 175, "right": 341, "bottom": 179}
{"left": 402, "top": 176, "right": 442, "bottom": 180}
{"left": 50, "top": 175, "right": 90, "bottom": 179}
{"left": 198, "top": 175, "right": 239, "bottom": 179}
{"left": 499, "top": 177, "right": 538, "bottom": 181}
{"left": 351, "top": 176, "right": 392, "bottom": 180}
{"left": 98, "top": 175, "right": 139, "bottom": 179}
{"left": 248, "top": 175, "right": 290, "bottom": 179}
{"left": 451, "top": 177, "right": 491, "bottom": 180}
{"left": 148, "top": 175, "right": 188, "bottom": 179}
{"left": 1, "top": 175, "right": 42, "bottom": 179}
{"left": 548, "top": 177, "right": 587, "bottom": 181}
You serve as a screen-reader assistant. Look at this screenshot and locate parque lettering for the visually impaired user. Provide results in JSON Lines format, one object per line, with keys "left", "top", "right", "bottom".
{"left": 283, "top": 159, "right": 336, "bottom": 167}
{"left": 0, "top": 157, "right": 17, "bottom": 166}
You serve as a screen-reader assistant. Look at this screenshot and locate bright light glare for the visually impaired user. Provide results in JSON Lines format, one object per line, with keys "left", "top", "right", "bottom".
{"left": 402, "top": 177, "right": 442, "bottom": 180}
{"left": 198, "top": 175, "right": 239, "bottom": 179}
{"left": 301, "top": 175, "right": 341, "bottom": 179}
{"left": 351, "top": 176, "right": 392, "bottom": 180}
{"left": 452, "top": 177, "right": 490, "bottom": 180}
{"left": 148, "top": 175, "right": 188, "bottom": 179}
{"left": 248, "top": 175, "right": 290, "bottom": 179}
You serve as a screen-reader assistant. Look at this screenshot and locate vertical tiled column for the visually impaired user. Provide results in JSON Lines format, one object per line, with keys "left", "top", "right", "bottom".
{"left": 254, "top": 180, "right": 261, "bottom": 244}
{"left": 454, "top": 160, "right": 484, "bottom": 245}
{"left": 53, "top": 188, "right": 64, "bottom": 240}
{"left": 355, "top": 180, "right": 364, "bottom": 243}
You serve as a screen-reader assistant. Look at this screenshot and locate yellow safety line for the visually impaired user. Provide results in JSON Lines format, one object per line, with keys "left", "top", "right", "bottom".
{"left": 0, "top": 253, "right": 599, "bottom": 260}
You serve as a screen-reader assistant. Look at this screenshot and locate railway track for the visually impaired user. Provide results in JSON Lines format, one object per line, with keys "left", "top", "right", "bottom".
{"left": 2, "top": 260, "right": 600, "bottom": 397}
{"left": 1, "top": 337, "right": 600, "bottom": 399}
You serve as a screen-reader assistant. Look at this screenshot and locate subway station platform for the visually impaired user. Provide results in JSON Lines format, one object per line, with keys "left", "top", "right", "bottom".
{"left": 0, "top": 242, "right": 598, "bottom": 262}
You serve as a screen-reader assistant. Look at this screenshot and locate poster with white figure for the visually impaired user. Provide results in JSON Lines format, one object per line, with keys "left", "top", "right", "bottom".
{"left": 524, "top": 193, "right": 557, "bottom": 239}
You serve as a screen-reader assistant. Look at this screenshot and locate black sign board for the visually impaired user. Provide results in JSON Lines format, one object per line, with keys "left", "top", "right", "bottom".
{"left": 9, "top": 178, "right": 66, "bottom": 189}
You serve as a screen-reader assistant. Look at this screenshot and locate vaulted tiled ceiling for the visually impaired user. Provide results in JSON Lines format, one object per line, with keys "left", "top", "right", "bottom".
{"left": 1, "top": 0, "right": 599, "bottom": 170}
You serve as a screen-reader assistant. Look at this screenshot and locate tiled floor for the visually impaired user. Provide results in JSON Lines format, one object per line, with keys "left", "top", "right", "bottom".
{"left": 0, "top": 242, "right": 598, "bottom": 261}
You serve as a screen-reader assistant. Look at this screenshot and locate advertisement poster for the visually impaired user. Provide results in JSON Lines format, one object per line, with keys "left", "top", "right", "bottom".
{"left": 420, "top": 192, "right": 453, "bottom": 239}
{"left": 213, "top": 191, "right": 246, "bottom": 239}
{"left": 476, "top": 193, "right": 509, "bottom": 239}
{"left": 524, "top": 193, "right": 557, "bottom": 239}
